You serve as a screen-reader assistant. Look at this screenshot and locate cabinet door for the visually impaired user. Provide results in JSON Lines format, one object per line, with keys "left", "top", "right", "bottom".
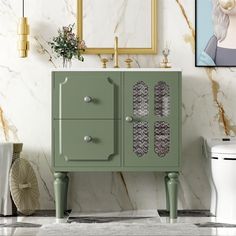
{"left": 52, "top": 72, "right": 121, "bottom": 119}
{"left": 123, "top": 72, "right": 180, "bottom": 167}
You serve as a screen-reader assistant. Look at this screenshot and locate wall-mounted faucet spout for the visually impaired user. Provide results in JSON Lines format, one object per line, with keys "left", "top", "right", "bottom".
{"left": 114, "top": 36, "right": 119, "bottom": 68}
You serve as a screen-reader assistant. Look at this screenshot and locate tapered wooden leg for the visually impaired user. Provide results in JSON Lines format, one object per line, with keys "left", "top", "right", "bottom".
{"left": 165, "top": 173, "right": 170, "bottom": 211}
{"left": 54, "top": 172, "right": 68, "bottom": 218}
{"left": 167, "top": 172, "right": 179, "bottom": 221}
{"left": 64, "top": 173, "right": 69, "bottom": 213}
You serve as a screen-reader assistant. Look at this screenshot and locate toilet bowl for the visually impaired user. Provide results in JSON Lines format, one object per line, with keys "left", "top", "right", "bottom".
{"left": 204, "top": 137, "right": 236, "bottom": 223}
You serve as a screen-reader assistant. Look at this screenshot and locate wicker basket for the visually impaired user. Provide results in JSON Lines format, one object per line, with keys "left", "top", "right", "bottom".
{"left": 11, "top": 143, "right": 23, "bottom": 216}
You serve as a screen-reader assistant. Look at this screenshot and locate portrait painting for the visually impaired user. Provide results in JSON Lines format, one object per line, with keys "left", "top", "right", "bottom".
{"left": 196, "top": 0, "right": 236, "bottom": 67}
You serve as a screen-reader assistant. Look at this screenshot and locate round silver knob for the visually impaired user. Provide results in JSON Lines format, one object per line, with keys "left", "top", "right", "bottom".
{"left": 125, "top": 116, "right": 133, "bottom": 123}
{"left": 84, "top": 96, "right": 92, "bottom": 103}
{"left": 84, "top": 136, "right": 92, "bottom": 143}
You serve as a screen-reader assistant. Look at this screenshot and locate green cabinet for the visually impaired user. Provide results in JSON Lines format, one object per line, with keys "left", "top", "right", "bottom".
{"left": 52, "top": 70, "right": 182, "bottom": 220}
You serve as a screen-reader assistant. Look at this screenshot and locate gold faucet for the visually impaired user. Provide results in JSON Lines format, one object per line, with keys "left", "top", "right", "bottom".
{"left": 114, "top": 36, "right": 119, "bottom": 68}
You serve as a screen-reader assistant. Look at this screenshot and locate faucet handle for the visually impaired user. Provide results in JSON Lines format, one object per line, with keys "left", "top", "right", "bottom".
{"left": 101, "top": 58, "right": 108, "bottom": 68}
{"left": 125, "top": 58, "right": 133, "bottom": 68}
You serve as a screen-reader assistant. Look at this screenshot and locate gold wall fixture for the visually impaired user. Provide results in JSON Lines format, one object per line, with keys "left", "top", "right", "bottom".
{"left": 77, "top": 0, "right": 157, "bottom": 55}
{"left": 18, "top": 0, "right": 29, "bottom": 58}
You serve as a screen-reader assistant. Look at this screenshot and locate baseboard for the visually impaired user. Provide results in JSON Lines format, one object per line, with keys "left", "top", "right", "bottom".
{"left": 158, "top": 210, "right": 213, "bottom": 217}
{"left": 2, "top": 209, "right": 212, "bottom": 218}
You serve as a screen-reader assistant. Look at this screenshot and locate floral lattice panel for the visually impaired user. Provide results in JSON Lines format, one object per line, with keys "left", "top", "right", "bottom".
{"left": 154, "top": 81, "right": 170, "bottom": 117}
{"left": 133, "top": 122, "right": 149, "bottom": 157}
{"left": 154, "top": 121, "right": 170, "bottom": 157}
{"left": 133, "top": 81, "right": 149, "bottom": 117}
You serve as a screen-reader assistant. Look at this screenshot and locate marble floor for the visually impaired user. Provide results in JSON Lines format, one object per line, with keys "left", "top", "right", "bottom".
{"left": 1, "top": 211, "right": 236, "bottom": 236}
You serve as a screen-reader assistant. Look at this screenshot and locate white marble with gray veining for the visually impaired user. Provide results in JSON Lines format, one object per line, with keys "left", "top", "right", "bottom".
{"left": 83, "top": 0, "right": 152, "bottom": 48}
{"left": 0, "top": 0, "right": 236, "bottom": 213}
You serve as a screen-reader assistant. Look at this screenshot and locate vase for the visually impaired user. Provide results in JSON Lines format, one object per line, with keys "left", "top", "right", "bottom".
{"left": 62, "top": 57, "right": 72, "bottom": 68}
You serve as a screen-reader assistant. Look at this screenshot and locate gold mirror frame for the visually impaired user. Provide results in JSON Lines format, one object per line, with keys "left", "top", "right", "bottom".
{"left": 77, "top": 0, "right": 157, "bottom": 54}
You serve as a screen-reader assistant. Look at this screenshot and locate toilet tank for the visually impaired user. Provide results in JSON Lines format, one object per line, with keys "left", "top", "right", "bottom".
{"left": 204, "top": 137, "right": 236, "bottom": 159}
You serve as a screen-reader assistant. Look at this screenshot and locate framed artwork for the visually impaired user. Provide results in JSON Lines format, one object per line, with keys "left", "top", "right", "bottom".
{"left": 196, "top": 0, "right": 236, "bottom": 67}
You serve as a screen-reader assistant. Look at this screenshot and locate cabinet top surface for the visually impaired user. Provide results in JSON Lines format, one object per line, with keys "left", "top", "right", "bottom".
{"left": 52, "top": 68, "right": 182, "bottom": 72}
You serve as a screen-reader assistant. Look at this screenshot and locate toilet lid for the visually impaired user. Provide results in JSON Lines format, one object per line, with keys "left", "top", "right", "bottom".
{"left": 205, "top": 138, "right": 236, "bottom": 157}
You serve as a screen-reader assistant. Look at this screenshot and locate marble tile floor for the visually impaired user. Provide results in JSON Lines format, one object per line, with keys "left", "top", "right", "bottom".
{"left": 1, "top": 211, "right": 236, "bottom": 236}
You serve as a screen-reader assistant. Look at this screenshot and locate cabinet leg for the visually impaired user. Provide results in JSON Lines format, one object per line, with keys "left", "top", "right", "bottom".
{"left": 167, "top": 172, "right": 179, "bottom": 221}
{"left": 64, "top": 173, "right": 69, "bottom": 213}
{"left": 164, "top": 173, "right": 170, "bottom": 211}
{"left": 54, "top": 172, "right": 68, "bottom": 218}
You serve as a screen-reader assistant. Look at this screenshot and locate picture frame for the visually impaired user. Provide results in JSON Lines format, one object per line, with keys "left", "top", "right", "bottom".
{"left": 195, "top": 0, "right": 236, "bottom": 67}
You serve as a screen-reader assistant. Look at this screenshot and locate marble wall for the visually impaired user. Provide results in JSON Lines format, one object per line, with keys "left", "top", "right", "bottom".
{"left": 0, "top": 0, "right": 236, "bottom": 211}
{"left": 83, "top": 0, "right": 152, "bottom": 48}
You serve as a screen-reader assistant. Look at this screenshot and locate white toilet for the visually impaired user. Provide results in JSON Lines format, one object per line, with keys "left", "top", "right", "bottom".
{"left": 204, "top": 137, "right": 236, "bottom": 223}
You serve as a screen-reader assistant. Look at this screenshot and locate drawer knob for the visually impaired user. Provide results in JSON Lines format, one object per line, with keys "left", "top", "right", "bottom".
{"left": 84, "top": 96, "right": 92, "bottom": 103}
{"left": 84, "top": 136, "right": 92, "bottom": 143}
{"left": 125, "top": 116, "right": 133, "bottom": 123}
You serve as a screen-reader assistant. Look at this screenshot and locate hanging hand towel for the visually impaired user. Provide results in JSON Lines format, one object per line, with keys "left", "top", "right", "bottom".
{"left": 0, "top": 142, "right": 13, "bottom": 216}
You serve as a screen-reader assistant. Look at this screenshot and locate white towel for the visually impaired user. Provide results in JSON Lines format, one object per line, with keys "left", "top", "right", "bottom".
{"left": 0, "top": 142, "right": 13, "bottom": 216}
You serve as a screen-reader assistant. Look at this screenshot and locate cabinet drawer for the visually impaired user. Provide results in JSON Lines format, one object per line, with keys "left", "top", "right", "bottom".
{"left": 54, "top": 120, "right": 116, "bottom": 162}
{"left": 52, "top": 72, "right": 120, "bottom": 119}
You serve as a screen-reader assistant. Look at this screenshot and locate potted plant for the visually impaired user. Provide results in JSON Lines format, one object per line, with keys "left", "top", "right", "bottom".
{"left": 48, "top": 24, "right": 86, "bottom": 67}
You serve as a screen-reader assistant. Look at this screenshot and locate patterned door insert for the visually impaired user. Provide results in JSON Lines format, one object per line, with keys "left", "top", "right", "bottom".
{"left": 133, "top": 81, "right": 149, "bottom": 117}
{"left": 154, "top": 81, "right": 170, "bottom": 117}
{"left": 133, "top": 81, "right": 149, "bottom": 157}
{"left": 133, "top": 122, "right": 149, "bottom": 157}
{"left": 154, "top": 121, "right": 170, "bottom": 157}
